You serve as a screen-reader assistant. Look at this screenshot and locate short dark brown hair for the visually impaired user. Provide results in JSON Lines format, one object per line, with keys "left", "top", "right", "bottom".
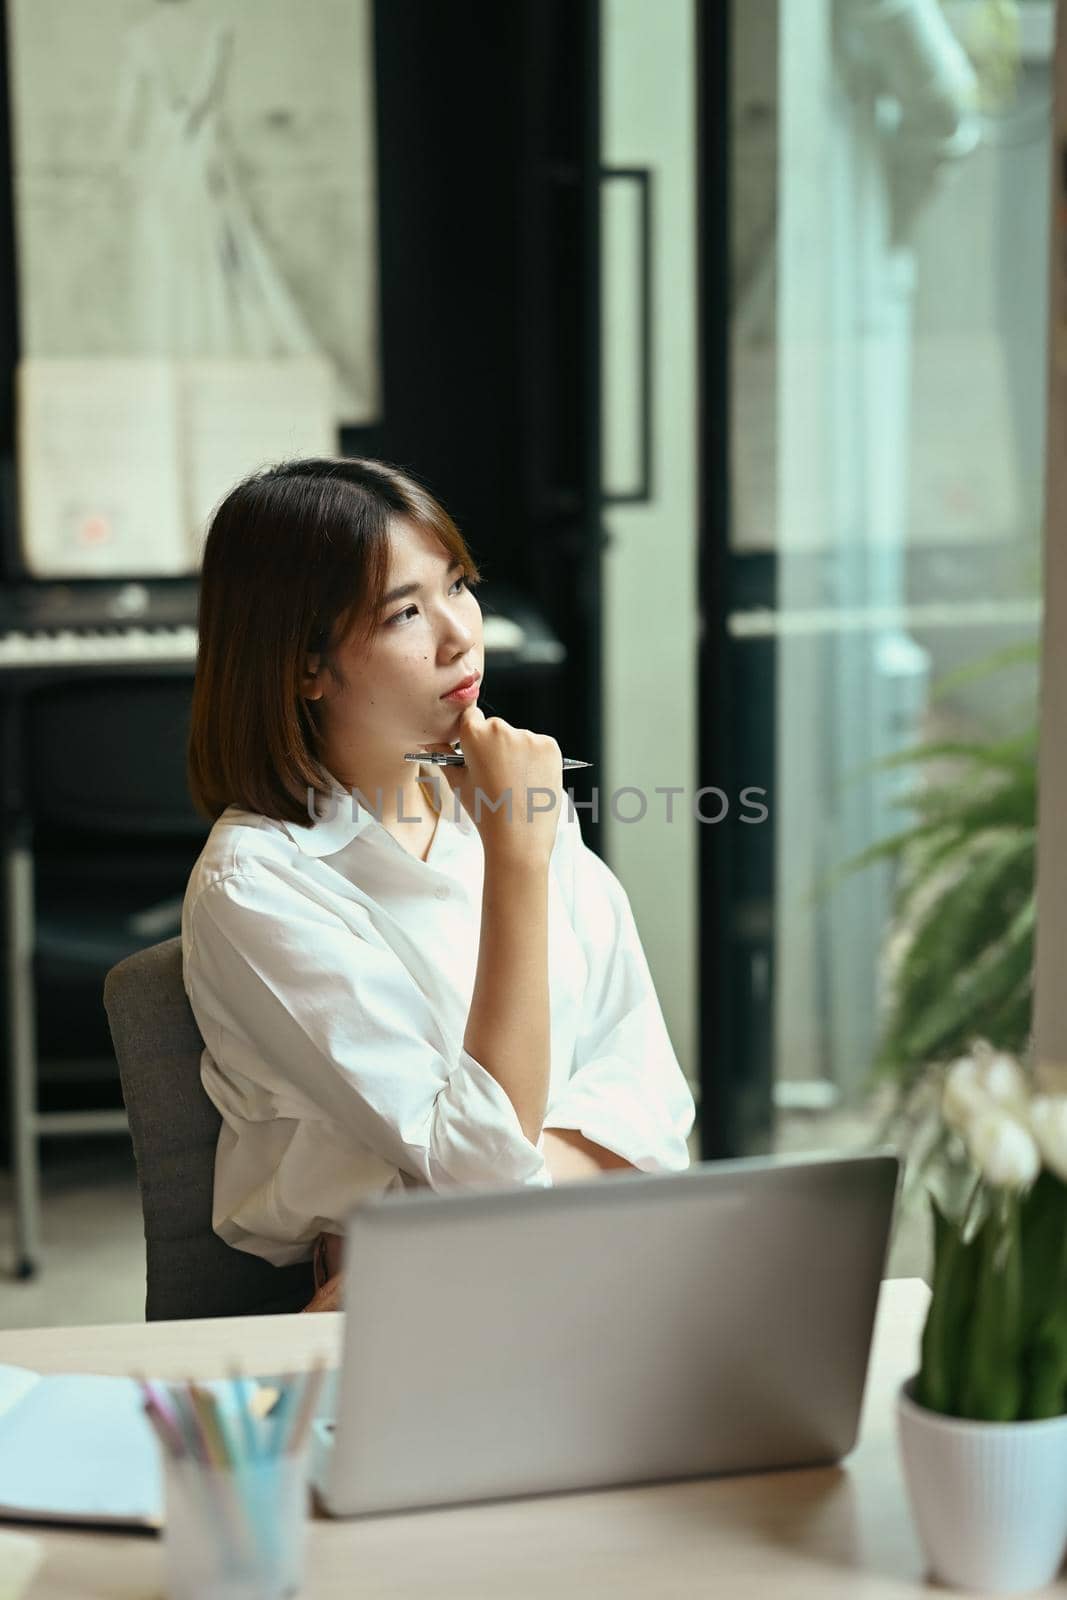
{"left": 187, "top": 456, "right": 483, "bottom": 823}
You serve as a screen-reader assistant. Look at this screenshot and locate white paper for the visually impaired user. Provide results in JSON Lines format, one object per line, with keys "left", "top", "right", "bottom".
{"left": 17, "top": 355, "right": 339, "bottom": 577}
{"left": 0, "top": 1364, "right": 161, "bottom": 1527}
{"left": 180, "top": 356, "right": 338, "bottom": 563}
{"left": 17, "top": 358, "right": 187, "bottom": 577}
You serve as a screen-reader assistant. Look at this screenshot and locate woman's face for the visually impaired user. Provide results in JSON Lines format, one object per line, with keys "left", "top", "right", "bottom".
{"left": 303, "top": 517, "right": 484, "bottom": 758}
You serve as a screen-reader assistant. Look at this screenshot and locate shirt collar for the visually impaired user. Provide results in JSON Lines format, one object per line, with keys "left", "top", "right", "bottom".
{"left": 281, "top": 778, "right": 370, "bottom": 858}
{"left": 281, "top": 765, "right": 472, "bottom": 859}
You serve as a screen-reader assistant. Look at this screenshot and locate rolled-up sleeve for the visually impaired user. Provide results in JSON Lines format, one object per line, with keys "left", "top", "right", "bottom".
{"left": 543, "top": 826, "right": 696, "bottom": 1172}
{"left": 184, "top": 866, "right": 552, "bottom": 1231}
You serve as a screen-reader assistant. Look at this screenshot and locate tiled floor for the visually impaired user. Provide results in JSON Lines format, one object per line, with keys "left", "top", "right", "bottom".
{"left": 0, "top": 1140, "right": 145, "bottom": 1330}
{"left": 0, "top": 1101, "right": 930, "bottom": 1331}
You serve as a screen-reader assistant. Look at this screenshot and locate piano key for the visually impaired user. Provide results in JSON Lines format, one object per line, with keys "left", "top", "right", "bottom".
{"left": 0, "top": 616, "right": 535, "bottom": 672}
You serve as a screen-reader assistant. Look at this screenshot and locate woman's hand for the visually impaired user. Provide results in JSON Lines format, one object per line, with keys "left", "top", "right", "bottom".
{"left": 423, "top": 705, "right": 563, "bottom": 868}
{"left": 301, "top": 1273, "right": 343, "bottom": 1313}
{"left": 302, "top": 1230, "right": 345, "bottom": 1312}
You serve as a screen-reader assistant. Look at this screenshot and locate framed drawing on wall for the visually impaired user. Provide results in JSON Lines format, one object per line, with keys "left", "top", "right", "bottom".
{"left": 4, "top": 0, "right": 381, "bottom": 574}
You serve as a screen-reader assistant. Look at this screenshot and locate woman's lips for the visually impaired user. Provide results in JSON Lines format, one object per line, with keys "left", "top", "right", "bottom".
{"left": 442, "top": 679, "right": 480, "bottom": 705}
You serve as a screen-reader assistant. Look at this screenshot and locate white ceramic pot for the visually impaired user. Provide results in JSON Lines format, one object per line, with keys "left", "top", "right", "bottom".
{"left": 896, "top": 1374, "right": 1067, "bottom": 1595}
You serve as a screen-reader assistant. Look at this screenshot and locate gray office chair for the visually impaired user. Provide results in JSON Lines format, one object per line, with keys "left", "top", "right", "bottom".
{"left": 103, "top": 937, "right": 314, "bottom": 1319}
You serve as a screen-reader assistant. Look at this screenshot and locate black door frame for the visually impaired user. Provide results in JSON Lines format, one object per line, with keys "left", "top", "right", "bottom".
{"left": 697, "top": 0, "right": 775, "bottom": 1158}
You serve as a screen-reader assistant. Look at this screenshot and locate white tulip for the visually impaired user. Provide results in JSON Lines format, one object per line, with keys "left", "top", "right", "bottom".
{"left": 942, "top": 1047, "right": 1030, "bottom": 1137}
{"left": 1029, "top": 1096, "right": 1067, "bottom": 1184}
{"left": 966, "top": 1107, "right": 1041, "bottom": 1190}
{"left": 978, "top": 1050, "right": 1030, "bottom": 1113}
{"left": 942, "top": 1057, "right": 989, "bottom": 1133}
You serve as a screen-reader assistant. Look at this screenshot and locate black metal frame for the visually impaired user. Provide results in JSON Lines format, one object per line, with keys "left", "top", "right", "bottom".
{"left": 697, "top": 0, "right": 758, "bottom": 1159}
{"left": 0, "top": 1, "right": 21, "bottom": 582}
{"left": 514, "top": 0, "right": 604, "bottom": 858}
{"left": 599, "top": 165, "right": 653, "bottom": 506}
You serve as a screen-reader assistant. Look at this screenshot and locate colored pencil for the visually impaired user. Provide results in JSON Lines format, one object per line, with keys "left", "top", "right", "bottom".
{"left": 227, "top": 1367, "right": 265, "bottom": 1462}
{"left": 283, "top": 1359, "right": 329, "bottom": 1456}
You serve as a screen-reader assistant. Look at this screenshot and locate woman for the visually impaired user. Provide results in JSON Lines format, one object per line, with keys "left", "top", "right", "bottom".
{"left": 183, "top": 457, "right": 695, "bottom": 1313}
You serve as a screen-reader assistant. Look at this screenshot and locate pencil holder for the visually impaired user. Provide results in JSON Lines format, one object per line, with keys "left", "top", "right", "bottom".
{"left": 161, "top": 1443, "right": 310, "bottom": 1600}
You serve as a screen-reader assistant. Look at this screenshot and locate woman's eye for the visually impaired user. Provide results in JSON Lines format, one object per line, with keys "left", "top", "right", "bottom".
{"left": 387, "top": 574, "right": 472, "bottom": 627}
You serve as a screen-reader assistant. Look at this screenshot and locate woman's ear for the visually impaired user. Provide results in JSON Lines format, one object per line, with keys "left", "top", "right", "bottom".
{"left": 301, "top": 654, "right": 325, "bottom": 700}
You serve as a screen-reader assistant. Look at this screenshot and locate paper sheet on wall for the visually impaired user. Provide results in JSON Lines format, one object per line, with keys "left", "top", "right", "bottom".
{"left": 17, "top": 358, "right": 187, "bottom": 577}
{"left": 180, "top": 356, "right": 338, "bottom": 566}
{"left": 17, "top": 355, "right": 338, "bottom": 578}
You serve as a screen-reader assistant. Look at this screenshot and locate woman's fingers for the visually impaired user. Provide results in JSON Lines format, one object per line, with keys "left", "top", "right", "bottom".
{"left": 301, "top": 1272, "right": 344, "bottom": 1313}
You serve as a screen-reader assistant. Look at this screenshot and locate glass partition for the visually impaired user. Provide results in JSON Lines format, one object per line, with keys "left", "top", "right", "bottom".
{"left": 729, "top": 1, "right": 1048, "bottom": 1194}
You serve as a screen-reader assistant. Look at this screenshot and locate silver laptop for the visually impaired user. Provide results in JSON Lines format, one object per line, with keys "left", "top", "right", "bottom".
{"left": 311, "top": 1149, "right": 899, "bottom": 1518}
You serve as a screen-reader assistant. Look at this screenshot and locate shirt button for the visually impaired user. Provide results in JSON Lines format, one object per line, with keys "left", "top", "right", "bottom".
{"left": 435, "top": 884, "right": 450, "bottom": 901}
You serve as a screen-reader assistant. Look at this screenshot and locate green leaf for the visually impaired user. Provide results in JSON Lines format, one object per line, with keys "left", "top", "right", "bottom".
{"left": 910, "top": 841, "right": 1032, "bottom": 993}
{"left": 814, "top": 817, "right": 966, "bottom": 899}
{"left": 897, "top": 897, "right": 1035, "bottom": 1065}
{"left": 826, "top": 640, "right": 1040, "bottom": 1105}
{"left": 958, "top": 1194, "right": 1023, "bottom": 1422}
{"left": 871, "top": 895, "right": 1034, "bottom": 1089}
{"left": 879, "top": 837, "right": 1033, "bottom": 1065}
{"left": 905, "top": 774, "right": 1035, "bottom": 832}
{"left": 825, "top": 769, "right": 1034, "bottom": 906}
{"left": 1019, "top": 1173, "right": 1066, "bottom": 1335}
{"left": 889, "top": 828, "right": 995, "bottom": 918}
{"left": 1021, "top": 1312, "right": 1067, "bottom": 1419}
{"left": 929, "top": 640, "right": 1039, "bottom": 702}
{"left": 917, "top": 1193, "right": 983, "bottom": 1416}
{"left": 889, "top": 829, "right": 1000, "bottom": 918}
{"left": 1019, "top": 1174, "right": 1067, "bottom": 1419}
{"left": 841, "top": 733, "right": 1037, "bottom": 789}
{"left": 974, "top": 980, "right": 1033, "bottom": 1058}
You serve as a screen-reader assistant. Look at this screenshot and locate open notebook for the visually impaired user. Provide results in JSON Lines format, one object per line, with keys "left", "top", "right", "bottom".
{"left": 0, "top": 1364, "right": 294, "bottom": 1529}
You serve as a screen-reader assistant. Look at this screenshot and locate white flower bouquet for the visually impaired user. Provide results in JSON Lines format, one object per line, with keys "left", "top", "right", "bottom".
{"left": 914, "top": 1040, "right": 1067, "bottom": 1422}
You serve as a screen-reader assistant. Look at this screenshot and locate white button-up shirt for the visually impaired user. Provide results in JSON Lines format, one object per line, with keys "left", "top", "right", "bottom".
{"left": 181, "top": 775, "right": 696, "bottom": 1267}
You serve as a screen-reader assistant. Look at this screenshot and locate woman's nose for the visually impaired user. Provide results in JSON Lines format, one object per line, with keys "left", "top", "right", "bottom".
{"left": 440, "top": 611, "right": 477, "bottom": 651}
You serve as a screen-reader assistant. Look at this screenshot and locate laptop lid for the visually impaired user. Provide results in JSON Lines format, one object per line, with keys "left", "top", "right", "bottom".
{"left": 316, "top": 1149, "right": 900, "bottom": 1518}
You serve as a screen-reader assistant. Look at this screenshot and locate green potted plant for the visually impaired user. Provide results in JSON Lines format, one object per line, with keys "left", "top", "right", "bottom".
{"left": 896, "top": 1041, "right": 1067, "bottom": 1593}
{"left": 822, "top": 640, "right": 1040, "bottom": 1206}
{"left": 843, "top": 640, "right": 1038, "bottom": 1106}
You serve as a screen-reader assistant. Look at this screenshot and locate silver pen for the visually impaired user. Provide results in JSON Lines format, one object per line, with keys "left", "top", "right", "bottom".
{"left": 404, "top": 750, "right": 592, "bottom": 770}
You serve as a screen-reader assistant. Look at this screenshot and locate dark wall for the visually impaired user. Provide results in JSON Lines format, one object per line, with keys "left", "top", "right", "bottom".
{"left": 346, "top": 2, "right": 527, "bottom": 574}
{"left": 349, "top": 0, "right": 603, "bottom": 826}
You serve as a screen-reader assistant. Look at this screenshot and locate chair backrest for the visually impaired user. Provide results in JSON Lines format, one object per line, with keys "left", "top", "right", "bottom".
{"left": 103, "top": 938, "right": 313, "bottom": 1319}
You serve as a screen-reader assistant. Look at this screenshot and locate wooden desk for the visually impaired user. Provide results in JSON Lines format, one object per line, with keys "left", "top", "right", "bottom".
{"left": 3, "top": 1278, "right": 1058, "bottom": 1600}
